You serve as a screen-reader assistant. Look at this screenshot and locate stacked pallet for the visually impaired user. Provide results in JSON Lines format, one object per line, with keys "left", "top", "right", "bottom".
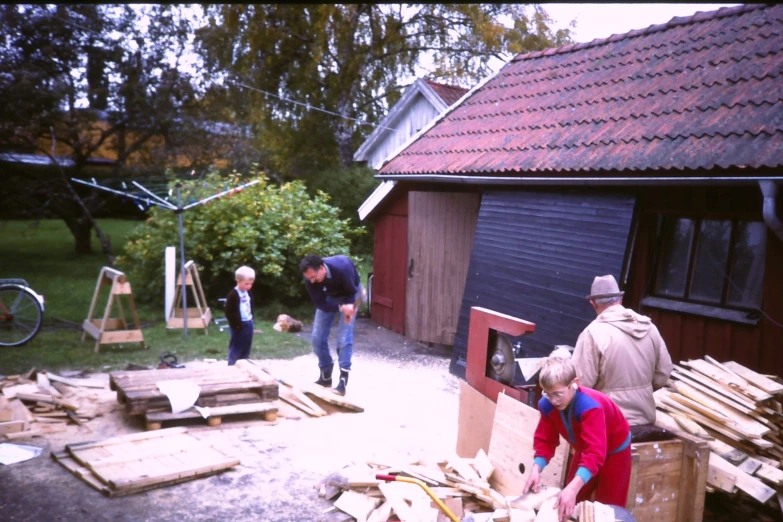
{"left": 109, "top": 365, "right": 279, "bottom": 430}
{"left": 653, "top": 355, "right": 783, "bottom": 506}
{"left": 51, "top": 426, "right": 239, "bottom": 496}
{"left": 1, "top": 369, "right": 108, "bottom": 439}
{"left": 317, "top": 449, "right": 570, "bottom": 522}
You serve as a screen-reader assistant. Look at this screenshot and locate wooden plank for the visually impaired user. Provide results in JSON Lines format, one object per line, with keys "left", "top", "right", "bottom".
{"left": 333, "top": 490, "right": 380, "bottom": 522}
{"left": 672, "top": 366, "right": 758, "bottom": 410}
{"left": 683, "top": 359, "right": 771, "bottom": 403}
{"left": 366, "top": 501, "right": 393, "bottom": 522}
{"left": 487, "top": 393, "right": 567, "bottom": 496}
{"left": 508, "top": 486, "right": 560, "bottom": 511}
{"left": 473, "top": 448, "right": 495, "bottom": 481}
{"left": 66, "top": 427, "right": 190, "bottom": 452}
{"left": 456, "top": 381, "right": 497, "bottom": 459}
{"left": 99, "top": 329, "right": 144, "bottom": 344}
{"left": 709, "top": 452, "right": 776, "bottom": 504}
{"left": 755, "top": 462, "right": 783, "bottom": 486}
{"left": 723, "top": 360, "right": 783, "bottom": 395}
{"left": 533, "top": 497, "right": 558, "bottom": 522}
{"left": 145, "top": 401, "right": 278, "bottom": 422}
{"left": 0, "top": 420, "right": 25, "bottom": 435}
{"left": 298, "top": 382, "right": 364, "bottom": 412}
{"left": 45, "top": 372, "right": 106, "bottom": 389}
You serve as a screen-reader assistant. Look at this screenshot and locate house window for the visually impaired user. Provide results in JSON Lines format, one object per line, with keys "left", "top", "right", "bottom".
{"left": 649, "top": 216, "right": 766, "bottom": 321}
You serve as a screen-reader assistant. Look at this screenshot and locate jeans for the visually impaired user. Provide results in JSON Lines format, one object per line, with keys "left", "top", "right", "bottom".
{"left": 228, "top": 320, "right": 254, "bottom": 366}
{"left": 311, "top": 287, "right": 362, "bottom": 371}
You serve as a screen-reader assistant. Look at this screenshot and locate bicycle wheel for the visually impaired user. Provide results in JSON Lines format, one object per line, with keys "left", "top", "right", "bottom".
{"left": 0, "top": 285, "right": 44, "bottom": 347}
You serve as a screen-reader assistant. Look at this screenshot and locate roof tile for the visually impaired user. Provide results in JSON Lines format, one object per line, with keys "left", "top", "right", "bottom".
{"left": 381, "top": 4, "right": 783, "bottom": 176}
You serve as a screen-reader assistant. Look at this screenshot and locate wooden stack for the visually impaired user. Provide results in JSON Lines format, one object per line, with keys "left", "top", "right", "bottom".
{"left": 109, "top": 365, "right": 279, "bottom": 430}
{"left": 653, "top": 355, "right": 783, "bottom": 507}
{"left": 318, "top": 450, "right": 570, "bottom": 522}
{"left": 1, "top": 369, "right": 107, "bottom": 439}
{"left": 52, "top": 427, "right": 239, "bottom": 496}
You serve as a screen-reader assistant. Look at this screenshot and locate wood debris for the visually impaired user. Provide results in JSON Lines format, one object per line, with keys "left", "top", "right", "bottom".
{"left": 1, "top": 369, "right": 110, "bottom": 439}
{"left": 51, "top": 426, "right": 239, "bottom": 496}
{"left": 316, "top": 449, "right": 565, "bottom": 522}
{"left": 654, "top": 356, "right": 783, "bottom": 506}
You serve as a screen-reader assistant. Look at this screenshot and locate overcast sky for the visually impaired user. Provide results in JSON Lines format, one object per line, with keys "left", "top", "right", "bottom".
{"left": 544, "top": 3, "right": 742, "bottom": 44}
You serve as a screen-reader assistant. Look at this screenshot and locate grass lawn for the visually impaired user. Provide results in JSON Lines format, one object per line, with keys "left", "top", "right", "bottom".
{"left": 0, "top": 219, "right": 312, "bottom": 375}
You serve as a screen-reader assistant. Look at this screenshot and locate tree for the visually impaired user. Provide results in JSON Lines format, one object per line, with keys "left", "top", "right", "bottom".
{"left": 0, "top": 5, "right": 236, "bottom": 262}
{"left": 195, "top": 4, "right": 572, "bottom": 176}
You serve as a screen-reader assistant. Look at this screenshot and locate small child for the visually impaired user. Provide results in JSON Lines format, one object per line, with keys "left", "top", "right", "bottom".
{"left": 523, "top": 356, "right": 631, "bottom": 522}
{"left": 225, "top": 266, "right": 255, "bottom": 366}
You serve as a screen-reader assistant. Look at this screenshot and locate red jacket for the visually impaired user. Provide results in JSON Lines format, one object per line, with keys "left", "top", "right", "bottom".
{"left": 533, "top": 387, "right": 630, "bottom": 483}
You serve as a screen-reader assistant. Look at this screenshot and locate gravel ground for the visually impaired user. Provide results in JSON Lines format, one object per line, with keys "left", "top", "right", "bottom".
{"left": 0, "top": 318, "right": 462, "bottom": 522}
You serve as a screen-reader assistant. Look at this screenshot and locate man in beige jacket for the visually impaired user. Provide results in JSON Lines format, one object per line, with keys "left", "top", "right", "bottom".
{"left": 572, "top": 275, "right": 673, "bottom": 426}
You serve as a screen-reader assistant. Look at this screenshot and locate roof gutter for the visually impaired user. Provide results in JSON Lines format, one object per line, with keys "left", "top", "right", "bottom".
{"left": 760, "top": 181, "right": 783, "bottom": 243}
{"left": 376, "top": 174, "right": 783, "bottom": 186}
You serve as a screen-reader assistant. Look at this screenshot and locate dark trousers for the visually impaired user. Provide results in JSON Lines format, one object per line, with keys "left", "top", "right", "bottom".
{"left": 228, "top": 320, "right": 254, "bottom": 366}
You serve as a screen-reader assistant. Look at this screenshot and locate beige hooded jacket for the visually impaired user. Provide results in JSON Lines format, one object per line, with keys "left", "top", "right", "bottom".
{"left": 572, "top": 304, "right": 673, "bottom": 426}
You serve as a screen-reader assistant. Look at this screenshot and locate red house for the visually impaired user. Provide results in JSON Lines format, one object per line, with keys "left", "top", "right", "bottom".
{"left": 364, "top": 4, "right": 783, "bottom": 378}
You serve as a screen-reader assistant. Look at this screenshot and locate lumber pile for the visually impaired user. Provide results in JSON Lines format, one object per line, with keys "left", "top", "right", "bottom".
{"left": 1, "top": 369, "right": 110, "bottom": 439}
{"left": 51, "top": 426, "right": 239, "bottom": 496}
{"left": 109, "top": 364, "right": 279, "bottom": 430}
{"left": 317, "top": 449, "right": 567, "bottom": 522}
{"left": 653, "top": 355, "right": 783, "bottom": 507}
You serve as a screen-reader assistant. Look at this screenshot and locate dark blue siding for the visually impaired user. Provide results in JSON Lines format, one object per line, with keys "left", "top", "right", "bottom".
{"left": 450, "top": 190, "right": 636, "bottom": 378}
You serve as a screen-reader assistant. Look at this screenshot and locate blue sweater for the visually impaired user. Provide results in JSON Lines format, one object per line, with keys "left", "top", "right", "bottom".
{"left": 305, "top": 255, "right": 360, "bottom": 312}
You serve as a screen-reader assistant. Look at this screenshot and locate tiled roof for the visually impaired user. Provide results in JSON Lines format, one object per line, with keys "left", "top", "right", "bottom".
{"left": 381, "top": 4, "right": 783, "bottom": 177}
{"left": 424, "top": 79, "right": 469, "bottom": 107}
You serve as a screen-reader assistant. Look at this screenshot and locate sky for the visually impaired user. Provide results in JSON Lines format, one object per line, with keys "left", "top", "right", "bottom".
{"left": 544, "top": 3, "right": 741, "bottom": 45}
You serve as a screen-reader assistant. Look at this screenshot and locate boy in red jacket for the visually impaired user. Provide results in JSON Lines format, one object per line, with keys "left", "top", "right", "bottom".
{"left": 523, "top": 356, "right": 632, "bottom": 522}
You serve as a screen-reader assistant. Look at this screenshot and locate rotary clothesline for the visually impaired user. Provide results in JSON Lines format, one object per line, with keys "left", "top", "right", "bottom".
{"left": 71, "top": 176, "right": 260, "bottom": 337}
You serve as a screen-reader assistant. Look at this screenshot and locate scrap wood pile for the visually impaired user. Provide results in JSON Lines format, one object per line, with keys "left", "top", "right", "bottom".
{"left": 51, "top": 426, "right": 239, "bottom": 496}
{"left": 653, "top": 355, "right": 783, "bottom": 507}
{"left": 317, "top": 450, "right": 616, "bottom": 522}
{"left": 109, "top": 363, "right": 280, "bottom": 430}
{"left": 108, "top": 360, "right": 363, "bottom": 430}
{"left": 1, "top": 369, "right": 110, "bottom": 440}
{"left": 236, "top": 359, "right": 364, "bottom": 417}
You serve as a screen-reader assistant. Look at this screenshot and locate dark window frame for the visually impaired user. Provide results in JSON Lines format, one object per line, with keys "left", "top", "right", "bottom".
{"left": 644, "top": 215, "right": 766, "bottom": 325}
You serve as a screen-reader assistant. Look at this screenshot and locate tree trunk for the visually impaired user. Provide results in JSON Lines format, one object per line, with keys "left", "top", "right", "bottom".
{"left": 336, "top": 123, "right": 355, "bottom": 168}
{"left": 71, "top": 217, "right": 94, "bottom": 256}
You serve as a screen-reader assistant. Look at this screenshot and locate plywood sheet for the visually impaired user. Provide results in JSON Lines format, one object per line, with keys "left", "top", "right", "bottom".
{"left": 488, "top": 393, "right": 567, "bottom": 496}
{"left": 456, "top": 381, "right": 496, "bottom": 458}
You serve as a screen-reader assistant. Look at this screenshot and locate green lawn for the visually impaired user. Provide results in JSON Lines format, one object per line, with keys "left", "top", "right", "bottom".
{"left": 0, "top": 219, "right": 312, "bottom": 375}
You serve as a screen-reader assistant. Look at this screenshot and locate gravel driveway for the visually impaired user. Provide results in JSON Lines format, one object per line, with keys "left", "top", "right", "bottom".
{"left": 0, "top": 318, "right": 462, "bottom": 522}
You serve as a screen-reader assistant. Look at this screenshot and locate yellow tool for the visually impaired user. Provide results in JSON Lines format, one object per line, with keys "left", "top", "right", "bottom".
{"left": 375, "top": 473, "right": 460, "bottom": 522}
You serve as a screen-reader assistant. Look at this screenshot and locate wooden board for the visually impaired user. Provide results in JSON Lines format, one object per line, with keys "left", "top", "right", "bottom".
{"left": 487, "top": 392, "right": 567, "bottom": 496}
{"left": 456, "top": 381, "right": 496, "bottom": 459}
{"left": 722, "top": 361, "right": 783, "bottom": 395}
{"left": 62, "top": 427, "right": 239, "bottom": 493}
{"left": 627, "top": 440, "right": 683, "bottom": 522}
{"left": 144, "top": 401, "right": 278, "bottom": 430}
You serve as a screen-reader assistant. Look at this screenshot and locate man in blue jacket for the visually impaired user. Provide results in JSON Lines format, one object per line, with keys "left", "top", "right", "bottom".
{"left": 299, "top": 253, "right": 363, "bottom": 395}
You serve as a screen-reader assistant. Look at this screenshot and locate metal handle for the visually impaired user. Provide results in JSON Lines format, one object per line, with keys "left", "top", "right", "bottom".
{"left": 408, "top": 258, "right": 414, "bottom": 277}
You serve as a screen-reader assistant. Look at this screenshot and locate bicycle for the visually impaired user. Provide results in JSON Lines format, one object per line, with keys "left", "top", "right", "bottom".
{"left": 0, "top": 278, "right": 45, "bottom": 347}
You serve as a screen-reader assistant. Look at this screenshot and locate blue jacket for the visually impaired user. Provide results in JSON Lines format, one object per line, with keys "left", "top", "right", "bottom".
{"left": 305, "top": 255, "right": 360, "bottom": 313}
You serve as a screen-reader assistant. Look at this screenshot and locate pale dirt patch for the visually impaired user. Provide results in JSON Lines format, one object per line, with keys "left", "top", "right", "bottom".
{"left": 0, "top": 319, "right": 462, "bottom": 522}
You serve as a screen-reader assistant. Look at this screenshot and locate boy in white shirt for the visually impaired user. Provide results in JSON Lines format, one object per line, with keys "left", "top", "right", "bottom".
{"left": 224, "top": 266, "right": 255, "bottom": 365}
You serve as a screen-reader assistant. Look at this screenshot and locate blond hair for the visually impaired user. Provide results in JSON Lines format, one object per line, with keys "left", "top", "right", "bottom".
{"left": 539, "top": 356, "right": 577, "bottom": 389}
{"left": 235, "top": 266, "right": 256, "bottom": 281}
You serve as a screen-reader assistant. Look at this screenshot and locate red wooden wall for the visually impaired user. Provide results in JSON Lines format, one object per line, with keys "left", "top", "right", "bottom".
{"left": 371, "top": 192, "right": 408, "bottom": 334}
{"left": 625, "top": 186, "right": 783, "bottom": 376}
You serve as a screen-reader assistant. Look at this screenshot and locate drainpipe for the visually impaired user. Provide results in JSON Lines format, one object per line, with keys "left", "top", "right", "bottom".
{"left": 760, "top": 181, "right": 783, "bottom": 243}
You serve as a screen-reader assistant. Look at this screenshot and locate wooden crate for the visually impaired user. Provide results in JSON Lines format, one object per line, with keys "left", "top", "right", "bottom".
{"left": 626, "top": 432, "right": 709, "bottom": 522}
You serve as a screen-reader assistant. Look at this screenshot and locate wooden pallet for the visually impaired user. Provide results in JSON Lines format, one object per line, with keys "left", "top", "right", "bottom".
{"left": 144, "top": 401, "right": 279, "bottom": 430}
{"left": 110, "top": 366, "right": 278, "bottom": 416}
{"left": 52, "top": 427, "right": 239, "bottom": 496}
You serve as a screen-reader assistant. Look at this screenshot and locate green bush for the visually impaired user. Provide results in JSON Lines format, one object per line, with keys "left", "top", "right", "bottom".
{"left": 117, "top": 169, "right": 362, "bottom": 306}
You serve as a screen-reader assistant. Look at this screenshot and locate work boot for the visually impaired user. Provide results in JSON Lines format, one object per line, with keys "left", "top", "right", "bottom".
{"left": 315, "top": 364, "right": 333, "bottom": 387}
{"left": 334, "top": 369, "right": 349, "bottom": 396}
